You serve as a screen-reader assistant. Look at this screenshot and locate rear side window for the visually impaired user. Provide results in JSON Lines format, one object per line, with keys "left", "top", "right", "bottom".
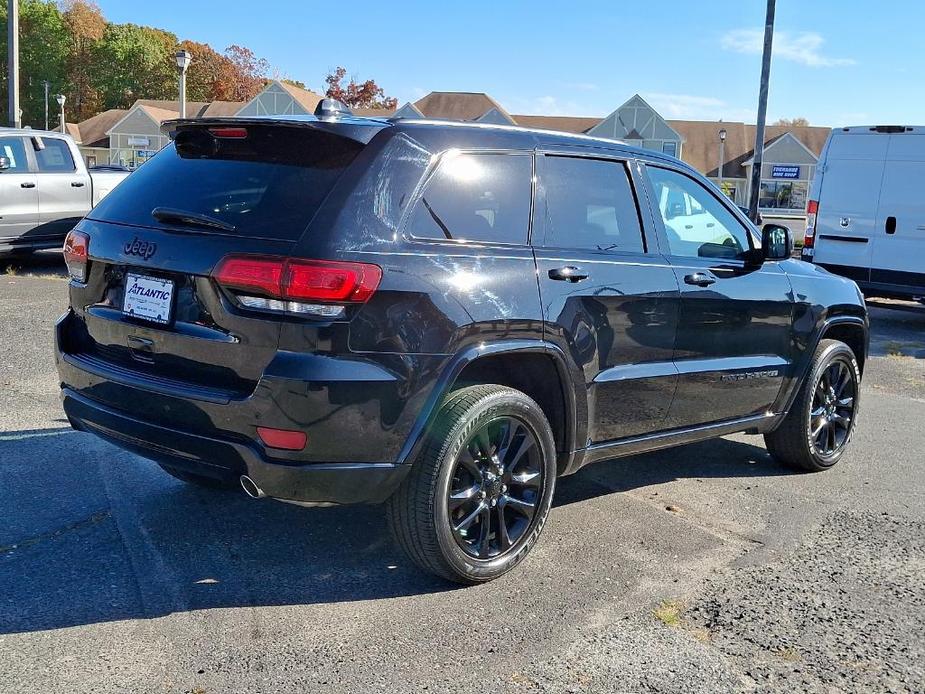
{"left": 89, "top": 126, "right": 363, "bottom": 241}
{"left": 407, "top": 152, "right": 532, "bottom": 244}
{"left": 34, "top": 138, "right": 76, "bottom": 172}
{"left": 541, "top": 156, "right": 645, "bottom": 253}
{"left": 0, "top": 136, "right": 29, "bottom": 172}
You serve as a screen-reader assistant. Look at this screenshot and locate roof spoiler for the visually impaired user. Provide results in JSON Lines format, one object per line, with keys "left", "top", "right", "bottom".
{"left": 161, "top": 116, "right": 388, "bottom": 145}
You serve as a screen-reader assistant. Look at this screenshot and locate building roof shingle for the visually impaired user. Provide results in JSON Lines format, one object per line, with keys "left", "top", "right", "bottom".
{"left": 413, "top": 92, "right": 514, "bottom": 122}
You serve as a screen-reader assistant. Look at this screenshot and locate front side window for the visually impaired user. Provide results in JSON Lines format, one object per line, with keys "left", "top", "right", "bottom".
{"left": 34, "top": 138, "right": 76, "bottom": 173}
{"left": 0, "top": 137, "right": 29, "bottom": 172}
{"left": 646, "top": 166, "right": 751, "bottom": 260}
{"left": 541, "top": 156, "right": 644, "bottom": 253}
{"left": 407, "top": 152, "right": 532, "bottom": 244}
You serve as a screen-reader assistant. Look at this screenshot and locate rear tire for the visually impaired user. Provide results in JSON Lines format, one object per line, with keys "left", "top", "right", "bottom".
{"left": 157, "top": 463, "right": 237, "bottom": 490}
{"left": 387, "top": 385, "right": 557, "bottom": 584}
{"left": 765, "top": 339, "right": 860, "bottom": 472}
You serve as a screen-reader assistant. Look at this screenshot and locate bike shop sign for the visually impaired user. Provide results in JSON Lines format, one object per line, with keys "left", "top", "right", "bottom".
{"left": 771, "top": 165, "right": 801, "bottom": 179}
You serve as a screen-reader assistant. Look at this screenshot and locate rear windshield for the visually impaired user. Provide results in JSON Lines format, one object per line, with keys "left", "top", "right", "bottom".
{"left": 88, "top": 125, "right": 363, "bottom": 240}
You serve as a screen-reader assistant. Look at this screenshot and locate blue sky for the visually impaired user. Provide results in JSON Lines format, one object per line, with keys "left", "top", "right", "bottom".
{"left": 95, "top": 0, "right": 922, "bottom": 126}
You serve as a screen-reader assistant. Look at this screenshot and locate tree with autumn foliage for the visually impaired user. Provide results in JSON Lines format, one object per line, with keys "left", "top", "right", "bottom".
{"left": 62, "top": 0, "right": 106, "bottom": 120}
{"left": 2, "top": 0, "right": 276, "bottom": 127}
{"left": 324, "top": 67, "right": 397, "bottom": 110}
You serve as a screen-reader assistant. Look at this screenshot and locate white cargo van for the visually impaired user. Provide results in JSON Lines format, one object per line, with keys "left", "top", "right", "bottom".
{"left": 803, "top": 125, "right": 925, "bottom": 301}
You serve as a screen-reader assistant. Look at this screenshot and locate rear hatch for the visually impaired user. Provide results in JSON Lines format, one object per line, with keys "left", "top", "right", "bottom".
{"left": 62, "top": 120, "right": 376, "bottom": 399}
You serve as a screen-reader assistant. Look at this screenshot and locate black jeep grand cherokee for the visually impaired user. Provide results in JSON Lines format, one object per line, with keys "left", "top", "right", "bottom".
{"left": 55, "top": 106, "right": 868, "bottom": 583}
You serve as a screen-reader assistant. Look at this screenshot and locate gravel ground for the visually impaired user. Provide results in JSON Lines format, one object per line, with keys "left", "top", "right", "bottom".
{"left": 1, "top": 258, "right": 923, "bottom": 693}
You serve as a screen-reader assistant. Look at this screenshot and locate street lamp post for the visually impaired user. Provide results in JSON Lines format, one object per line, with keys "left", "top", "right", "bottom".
{"left": 175, "top": 50, "right": 192, "bottom": 119}
{"left": 718, "top": 128, "right": 727, "bottom": 196}
{"left": 43, "top": 80, "right": 50, "bottom": 131}
{"left": 56, "top": 94, "right": 66, "bottom": 134}
{"left": 748, "top": 0, "right": 777, "bottom": 223}
{"left": 7, "top": 0, "right": 21, "bottom": 128}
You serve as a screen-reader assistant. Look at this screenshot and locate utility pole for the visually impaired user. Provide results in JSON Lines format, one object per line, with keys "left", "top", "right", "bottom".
{"left": 7, "top": 0, "right": 21, "bottom": 128}
{"left": 43, "top": 80, "right": 50, "bottom": 130}
{"left": 748, "top": 0, "right": 776, "bottom": 224}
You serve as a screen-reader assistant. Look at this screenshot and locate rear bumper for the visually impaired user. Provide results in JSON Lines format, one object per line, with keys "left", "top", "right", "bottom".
{"left": 54, "top": 307, "right": 422, "bottom": 505}
{"left": 62, "top": 386, "right": 409, "bottom": 505}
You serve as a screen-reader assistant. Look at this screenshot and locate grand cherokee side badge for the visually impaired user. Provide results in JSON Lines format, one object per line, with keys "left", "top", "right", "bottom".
{"left": 721, "top": 369, "right": 781, "bottom": 383}
{"left": 123, "top": 236, "right": 157, "bottom": 260}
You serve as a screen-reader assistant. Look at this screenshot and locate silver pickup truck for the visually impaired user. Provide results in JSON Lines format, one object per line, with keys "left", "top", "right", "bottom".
{"left": 0, "top": 129, "right": 129, "bottom": 257}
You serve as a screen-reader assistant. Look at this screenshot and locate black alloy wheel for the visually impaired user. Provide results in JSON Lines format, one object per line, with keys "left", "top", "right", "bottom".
{"left": 809, "top": 359, "right": 856, "bottom": 457}
{"left": 764, "top": 339, "right": 861, "bottom": 472}
{"left": 447, "top": 416, "right": 543, "bottom": 559}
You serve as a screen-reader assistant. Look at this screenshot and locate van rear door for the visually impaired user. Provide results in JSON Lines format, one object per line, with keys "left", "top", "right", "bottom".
{"left": 812, "top": 131, "right": 887, "bottom": 285}
{"left": 869, "top": 129, "right": 925, "bottom": 295}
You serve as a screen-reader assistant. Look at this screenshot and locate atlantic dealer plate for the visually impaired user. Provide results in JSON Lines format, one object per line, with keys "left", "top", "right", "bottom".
{"left": 122, "top": 273, "right": 174, "bottom": 325}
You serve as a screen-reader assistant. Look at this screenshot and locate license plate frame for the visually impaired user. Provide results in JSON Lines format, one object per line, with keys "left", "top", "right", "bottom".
{"left": 122, "top": 272, "right": 175, "bottom": 325}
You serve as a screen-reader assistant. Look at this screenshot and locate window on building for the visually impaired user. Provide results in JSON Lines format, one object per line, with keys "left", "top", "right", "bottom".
{"left": 759, "top": 180, "right": 808, "bottom": 211}
{"left": 407, "top": 152, "right": 532, "bottom": 244}
{"left": 34, "top": 137, "right": 76, "bottom": 173}
{"left": 646, "top": 166, "right": 752, "bottom": 260}
{"left": 541, "top": 156, "right": 645, "bottom": 253}
{"left": 662, "top": 142, "right": 678, "bottom": 158}
{"left": 0, "top": 137, "right": 29, "bottom": 171}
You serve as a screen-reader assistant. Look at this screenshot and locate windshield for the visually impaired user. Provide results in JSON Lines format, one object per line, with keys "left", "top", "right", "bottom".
{"left": 88, "top": 125, "right": 363, "bottom": 241}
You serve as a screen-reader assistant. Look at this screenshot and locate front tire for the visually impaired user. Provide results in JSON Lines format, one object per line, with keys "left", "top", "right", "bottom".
{"left": 765, "top": 339, "right": 861, "bottom": 472}
{"left": 387, "top": 385, "right": 557, "bottom": 584}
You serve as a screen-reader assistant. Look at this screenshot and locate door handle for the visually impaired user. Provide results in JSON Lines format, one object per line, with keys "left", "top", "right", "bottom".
{"left": 548, "top": 266, "right": 589, "bottom": 283}
{"left": 684, "top": 272, "right": 716, "bottom": 287}
{"left": 885, "top": 216, "right": 896, "bottom": 234}
{"left": 20, "top": 182, "right": 35, "bottom": 189}
{"left": 71, "top": 181, "right": 85, "bottom": 188}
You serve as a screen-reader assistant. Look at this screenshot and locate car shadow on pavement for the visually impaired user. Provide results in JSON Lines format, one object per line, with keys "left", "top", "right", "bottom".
{"left": 555, "top": 437, "right": 788, "bottom": 508}
{"left": 1, "top": 430, "right": 782, "bottom": 635}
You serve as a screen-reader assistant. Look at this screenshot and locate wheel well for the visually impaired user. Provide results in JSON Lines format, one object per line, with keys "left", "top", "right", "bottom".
{"left": 453, "top": 352, "right": 570, "bottom": 464}
{"left": 822, "top": 322, "right": 867, "bottom": 374}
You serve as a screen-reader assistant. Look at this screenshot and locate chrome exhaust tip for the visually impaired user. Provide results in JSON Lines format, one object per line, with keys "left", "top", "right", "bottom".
{"left": 240, "top": 475, "right": 265, "bottom": 499}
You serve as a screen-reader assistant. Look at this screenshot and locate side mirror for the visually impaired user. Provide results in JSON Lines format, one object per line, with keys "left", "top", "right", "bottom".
{"left": 762, "top": 223, "right": 793, "bottom": 260}
{"left": 0, "top": 156, "right": 10, "bottom": 171}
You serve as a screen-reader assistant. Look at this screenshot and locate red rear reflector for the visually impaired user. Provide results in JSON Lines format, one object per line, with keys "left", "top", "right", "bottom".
{"left": 213, "top": 256, "right": 382, "bottom": 304}
{"left": 63, "top": 230, "right": 89, "bottom": 282}
{"left": 209, "top": 127, "right": 248, "bottom": 139}
{"left": 257, "top": 427, "right": 307, "bottom": 450}
{"left": 806, "top": 200, "right": 818, "bottom": 215}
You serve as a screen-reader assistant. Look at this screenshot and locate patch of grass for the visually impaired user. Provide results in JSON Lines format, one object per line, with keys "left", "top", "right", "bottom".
{"left": 653, "top": 599, "right": 684, "bottom": 627}
{"left": 3, "top": 264, "right": 18, "bottom": 276}
{"left": 884, "top": 341, "right": 907, "bottom": 357}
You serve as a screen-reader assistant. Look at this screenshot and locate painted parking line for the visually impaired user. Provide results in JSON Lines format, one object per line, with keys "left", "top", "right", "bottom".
{"left": 0, "top": 429, "right": 76, "bottom": 442}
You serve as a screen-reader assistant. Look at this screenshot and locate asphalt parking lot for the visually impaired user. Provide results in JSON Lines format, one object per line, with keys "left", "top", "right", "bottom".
{"left": 1, "top": 253, "right": 923, "bottom": 693}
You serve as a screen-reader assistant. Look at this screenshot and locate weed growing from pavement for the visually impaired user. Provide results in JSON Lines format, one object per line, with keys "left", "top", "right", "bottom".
{"left": 653, "top": 599, "right": 685, "bottom": 627}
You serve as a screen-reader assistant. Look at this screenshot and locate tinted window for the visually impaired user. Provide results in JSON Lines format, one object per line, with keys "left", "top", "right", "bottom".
{"left": 89, "top": 125, "right": 363, "bottom": 240}
{"left": 34, "top": 138, "right": 76, "bottom": 172}
{"left": 542, "top": 156, "right": 644, "bottom": 253}
{"left": 0, "top": 137, "right": 29, "bottom": 172}
{"left": 408, "top": 152, "right": 531, "bottom": 244}
{"left": 646, "top": 166, "right": 751, "bottom": 259}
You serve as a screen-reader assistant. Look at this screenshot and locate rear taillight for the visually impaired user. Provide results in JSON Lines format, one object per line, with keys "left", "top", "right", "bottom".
{"left": 803, "top": 200, "right": 818, "bottom": 252}
{"left": 63, "top": 230, "right": 89, "bottom": 282}
{"left": 212, "top": 256, "right": 382, "bottom": 318}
